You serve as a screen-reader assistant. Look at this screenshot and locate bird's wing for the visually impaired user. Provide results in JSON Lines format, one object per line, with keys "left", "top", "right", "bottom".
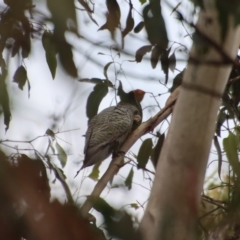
{"left": 88, "top": 106, "right": 133, "bottom": 150}
{"left": 84, "top": 107, "right": 116, "bottom": 154}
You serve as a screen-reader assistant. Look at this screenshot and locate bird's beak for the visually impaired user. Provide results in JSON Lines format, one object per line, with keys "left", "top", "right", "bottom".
{"left": 133, "top": 114, "right": 141, "bottom": 123}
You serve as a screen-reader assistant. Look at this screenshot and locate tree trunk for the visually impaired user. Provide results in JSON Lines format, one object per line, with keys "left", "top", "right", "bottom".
{"left": 139, "top": 5, "right": 240, "bottom": 240}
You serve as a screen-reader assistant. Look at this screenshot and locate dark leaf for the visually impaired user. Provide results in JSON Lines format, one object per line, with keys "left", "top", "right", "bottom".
{"left": 21, "top": 34, "right": 31, "bottom": 58}
{"left": 46, "top": 128, "right": 55, "bottom": 138}
{"left": 139, "top": 0, "right": 147, "bottom": 5}
{"left": 58, "top": 38, "right": 78, "bottom": 78}
{"left": 215, "top": 2, "right": 229, "bottom": 41}
{"left": 231, "top": 79, "right": 240, "bottom": 107}
{"left": 47, "top": 0, "right": 78, "bottom": 33}
{"left": 99, "top": 0, "right": 121, "bottom": 38}
{"left": 216, "top": 108, "right": 227, "bottom": 137}
{"left": 78, "top": 0, "right": 98, "bottom": 26}
{"left": 214, "top": 135, "right": 223, "bottom": 180}
{"left": 86, "top": 83, "right": 108, "bottom": 120}
{"left": 46, "top": 51, "right": 57, "bottom": 79}
{"left": 169, "top": 69, "right": 184, "bottom": 92}
{"left": 42, "top": 31, "right": 53, "bottom": 51}
{"left": 54, "top": 165, "right": 67, "bottom": 180}
{"left": 151, "top": 133, "right": 165, "bottom": 168}
{"left": 91, "top": 196, "right": 136, "bottom": 240}
{"left": 160, "top": 48, "right": 171, "bottom": 84}
{"left": 42, "top": 31, "right": 57, "bottom": 79}
{"left": 47, "top": 0, "right": 78, "bottom": 77}
{"left": 135, "top": 45, "right": 152, "bottom": 63}
{"left": 13, "top": 66, "right": 28, "bottom": 90}
{"left": 87, "top": 12, "right": 99, "bottom": 26}
{"left": 79, "top": 78, "right": 103, "bottom": 84}
{"left": 137, "top": 138, "right": 153, "bottom": 168}
{"left": 78, "top": 0, "right": 92, "bottom": 12}
{"left": 0, "top": 73, "right": 11, "bottom": 131}
{"left": 125, "top": 167, "right": 134, "bottom": 190}
{"left": 19, "top": 14, "right": 31, "bottom": 58}
{"left": 130, "top": 203, "right": 139, "bottom": 210}
{"left": 122, "top": 1, "right": 134, "bottom": 38}
{"left": 169, "top": 52, "right": 176, "bottom": 72}
{"left": 11, "top": 41, "right": 20, "bottom": 58}
{"left": 151, "top": 45, "right": 162, "bottom": 69}
{"left": 223, "top": 132, "right": 240, "bottom": 178}
{"left": 106, "top": 0, "right": 121, "bottom": 22}
{"left": 105, "top": 211, "right": 136, "bottom": 240}
{"left": 103, "top": 61, "right": 113, "bottom": 80}
{"left": 56, "top": 142, "right": 68, "bottom": 168}
{"left": 89, "top": 196, "right": 115, "bottom": 217}
{"left": 143, "top": 3, "right": 168, "bottom": 47}
{"left": 134, "top": 21, "right": 145, "bottom": 33}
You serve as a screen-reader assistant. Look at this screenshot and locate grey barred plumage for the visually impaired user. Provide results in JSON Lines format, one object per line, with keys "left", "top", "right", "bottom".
{"left": 80, "top": 103, "right": 141, "bottom": 170}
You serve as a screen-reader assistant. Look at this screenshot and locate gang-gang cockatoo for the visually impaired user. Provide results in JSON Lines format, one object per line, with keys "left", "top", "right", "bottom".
{"left": 80, "top": 103, "right": 141, "bottom": 170}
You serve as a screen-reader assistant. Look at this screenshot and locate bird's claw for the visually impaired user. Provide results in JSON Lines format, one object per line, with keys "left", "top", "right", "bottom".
{"left": 113, "top": 150, "right": 125, "bottom": 158}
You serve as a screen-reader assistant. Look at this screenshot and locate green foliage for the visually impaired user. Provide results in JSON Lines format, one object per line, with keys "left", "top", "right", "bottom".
{"left": 0, "top": 61, "right": 11, "bottom": 131}
{"left": 86, "top": 82, "right": 109, "bottom": 120}
{"left": 125, "top": 167, "right": 134, "bottom": 190}
{"left": 90, "top": 196, "right": 137, "bottom": 240}
{"left": 143, "top": 1, "right": 168, "bottom": 47}
{"left": 134, "top": 21, "right": 145, "bottom": 33}
{"left": 223, "top": 132, "right": 240, "bottom": 178}
{"left": 213, "top": 136, "right": 223, "bottom": 180}
{"left": 98, "top": 0, "right": 121, "bottom": 39}
{"left": 169, "top": 69, "right": 184, "bottom": 92}
{"left": 137, "top": 138, "right": 153, "bottom": 169}
{"left": 103, "top": 61, "right": 114, "bottom": 80}
{"left": 135, "top": 45, "right": 152, "bottom": 62}
{"left": 88, "top": 161, "right": 101, "bottom": 181}
{"left": 13, "top": 66, "right": 28, "bottom": 90}
{"left": 216, "top": 107, "right": 228, "bottom": 137}
{"left": 46, "top": 0, "right": 78, "bottom": 78}
{"left": 56, "top": 141, "right": 68, "bottom": 168}
{"left": 122, "top": 1, "right": 134, "bottom": 38}
{"left": 151, "top": 45, "right": 162, "bottom": 69}
{"left": 138, "top": 0, "right": 169, "bottom": 80}
{"left": 42, "top": 31, "right": 58, "bottom": 79}
{"left": 151, "top": 133, "right": 165, "bottom": 168}
{"left": 139, "top": 0, "right": 147, "bottom": 5}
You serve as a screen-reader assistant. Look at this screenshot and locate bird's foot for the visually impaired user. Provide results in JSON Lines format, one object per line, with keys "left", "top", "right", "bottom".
{"left": 113, "top": 150, "right": 125, "bottom": 158}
